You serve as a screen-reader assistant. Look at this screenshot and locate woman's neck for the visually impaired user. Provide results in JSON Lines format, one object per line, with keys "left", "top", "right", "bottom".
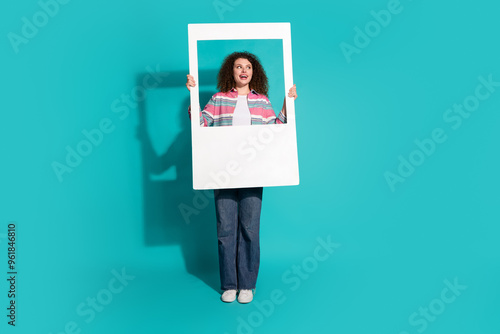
{"left": 235, "top": 85, "right": 250, "bottom": 95}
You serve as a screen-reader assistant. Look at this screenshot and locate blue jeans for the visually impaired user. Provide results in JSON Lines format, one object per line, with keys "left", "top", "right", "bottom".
{"left": 214, "top": 187, "right": 263, "bottom": 291}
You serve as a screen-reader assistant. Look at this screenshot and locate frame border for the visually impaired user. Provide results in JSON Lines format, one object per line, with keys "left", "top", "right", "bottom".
{"left": 187, "top": 22, "right": 298, "bottom": 189}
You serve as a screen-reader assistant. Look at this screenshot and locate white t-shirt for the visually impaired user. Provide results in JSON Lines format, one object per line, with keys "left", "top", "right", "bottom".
{"left": 232, "top": 95, "right": 251, "bottom": 126}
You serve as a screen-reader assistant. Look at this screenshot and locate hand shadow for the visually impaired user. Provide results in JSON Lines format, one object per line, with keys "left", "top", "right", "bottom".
{"left": 136, "top": 70, "right": 220, "bottom": 292}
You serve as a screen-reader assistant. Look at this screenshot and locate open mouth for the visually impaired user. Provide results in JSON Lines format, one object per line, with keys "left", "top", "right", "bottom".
{"left": 239, "top": 75, "right": 248, "bottom": 80}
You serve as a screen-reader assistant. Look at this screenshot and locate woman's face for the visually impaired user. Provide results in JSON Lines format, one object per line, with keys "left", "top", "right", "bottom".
{"left": 233, "top": 58, "right": 253, "bottom": 88}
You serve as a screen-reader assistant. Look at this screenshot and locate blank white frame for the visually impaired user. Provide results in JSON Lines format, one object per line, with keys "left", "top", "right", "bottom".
{"left": 188, "top": 23, "right": 299, "bottom": 190}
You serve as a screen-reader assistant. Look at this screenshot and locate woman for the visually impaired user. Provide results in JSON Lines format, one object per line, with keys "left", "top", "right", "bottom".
{"left": 186, "top": 51, "right": 297, "bottom": 303}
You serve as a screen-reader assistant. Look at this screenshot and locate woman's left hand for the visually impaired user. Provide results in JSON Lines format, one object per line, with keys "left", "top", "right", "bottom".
{"left": 288, "top": 84, "right": 297, "bottom": 100}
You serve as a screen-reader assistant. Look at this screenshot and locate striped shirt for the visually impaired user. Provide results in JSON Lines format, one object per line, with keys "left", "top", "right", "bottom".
{"left": 191, "top": 88, "right": 287, "bottom": 127}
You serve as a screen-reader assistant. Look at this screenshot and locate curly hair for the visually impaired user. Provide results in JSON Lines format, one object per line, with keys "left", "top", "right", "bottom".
{"left": 217, "top": 51, "right": 269, "bottom": 97}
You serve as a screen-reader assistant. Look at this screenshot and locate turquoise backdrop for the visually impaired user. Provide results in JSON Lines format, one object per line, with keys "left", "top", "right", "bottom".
{"left": 1, "top": 0, "right": 499, "bottom": 333}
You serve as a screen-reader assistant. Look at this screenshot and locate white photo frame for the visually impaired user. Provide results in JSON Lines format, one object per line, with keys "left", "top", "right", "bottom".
{"left": 188, "top": 22, "right": 299, "bottom": 190}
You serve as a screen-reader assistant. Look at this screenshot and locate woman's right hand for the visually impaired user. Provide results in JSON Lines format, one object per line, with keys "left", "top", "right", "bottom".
{"left": 186, "top": 74, "right": 196, "bottom": 91}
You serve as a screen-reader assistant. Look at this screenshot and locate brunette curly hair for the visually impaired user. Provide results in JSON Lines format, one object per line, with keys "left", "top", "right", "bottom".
{"left": 217, "top": 51, "right": 269, "bottom": 97}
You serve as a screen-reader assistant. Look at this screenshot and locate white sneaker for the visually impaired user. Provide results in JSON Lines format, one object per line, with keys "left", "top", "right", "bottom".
{"left": 237, "top": 289, "right": 254, "bottom": 303}
{"left": 221, "top": 289, "right": 237, "bottom": 303}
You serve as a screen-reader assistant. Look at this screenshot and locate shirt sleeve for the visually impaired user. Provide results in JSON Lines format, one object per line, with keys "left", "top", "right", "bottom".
{"left": 188, "top": 95, "right": 215, "bottom": 127}
{"left": 201, "top": 95, "right": 216, "bottom": 127}
{"left": 262, "top": 96, "right": 287, "bottom": 124}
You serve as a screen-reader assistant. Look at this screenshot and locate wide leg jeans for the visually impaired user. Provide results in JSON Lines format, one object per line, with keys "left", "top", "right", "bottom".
{"left": 214, "top": 187, "right": 263, "bottom": 290}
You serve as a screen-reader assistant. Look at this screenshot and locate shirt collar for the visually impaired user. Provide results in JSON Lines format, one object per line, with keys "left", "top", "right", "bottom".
{"left": 230, "top": 88, "right": 259, "bottom": 95}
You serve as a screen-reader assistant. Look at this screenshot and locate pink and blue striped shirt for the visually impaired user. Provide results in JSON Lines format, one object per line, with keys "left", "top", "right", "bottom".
{"left": 191, "top": 88, "right": 287, "bottom": 127}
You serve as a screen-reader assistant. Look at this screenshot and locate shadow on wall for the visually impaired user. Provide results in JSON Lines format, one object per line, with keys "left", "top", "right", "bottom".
{"left": 135, "top": 70, "right": 220, "bottom": 292}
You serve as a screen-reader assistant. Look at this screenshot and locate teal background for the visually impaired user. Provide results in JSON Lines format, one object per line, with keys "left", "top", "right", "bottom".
{"left": 1, "top": 0, "right": 499, "bottom": 333}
